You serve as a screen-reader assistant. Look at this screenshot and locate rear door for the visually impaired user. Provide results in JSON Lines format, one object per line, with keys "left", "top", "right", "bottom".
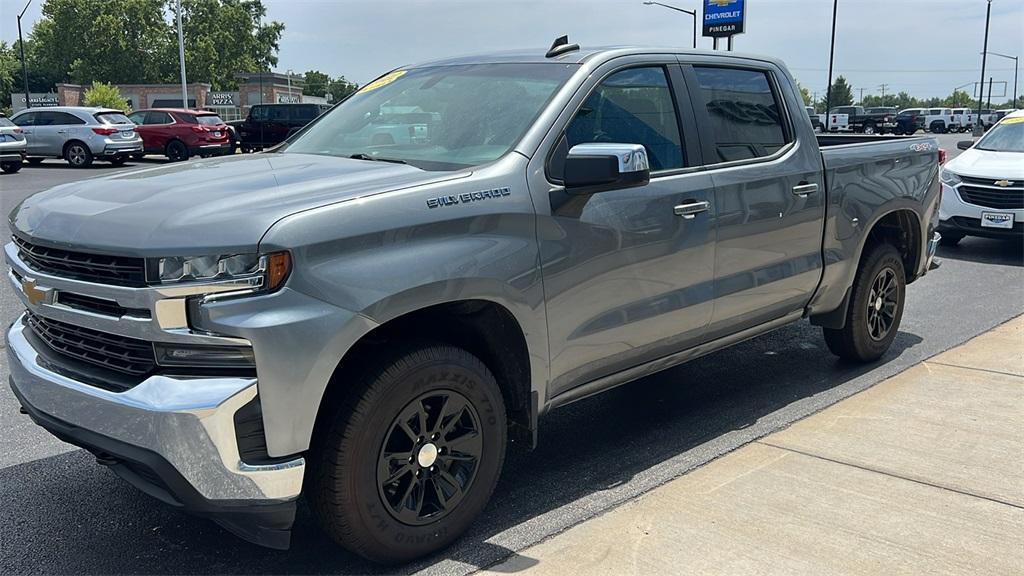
{"left": 684, "top": 63, "right": 826, "bottom": 338}
{"left": 530, "top": 58, "right": 716, "bottom": 396}
{"left": 265, "top": 105, "right": 291, "bottom": 145}
{"left": 37, "top": 111, "right": 81, "bottom": 156}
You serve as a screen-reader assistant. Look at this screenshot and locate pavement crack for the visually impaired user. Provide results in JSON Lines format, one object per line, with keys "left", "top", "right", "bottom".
{"left": 923, "top": 360, "right": 1024, "bottom": 379}
{"left": 756, "top": 440, "right": 1024, "bottom": 510}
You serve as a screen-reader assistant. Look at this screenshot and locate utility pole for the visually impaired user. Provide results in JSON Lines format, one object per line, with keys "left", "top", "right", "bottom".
{"left": 987, "top": 77, "right": 993, "bottom": 110}
{"left": 974, "top": 0, "right": 992, "bottom": 136}
{"left": 176, "top": 0, "right": 188, "bottom": 108}
{"left": 878, "top": 83, "right": 888, "bottom": 101}
{"left": 825, "top": 0, "right": 839, "bottom": 129}
{"left": 858, "top": 87, "right": 865, "bottom": 104}
{"left": 17, "top": 0, "right": 33, "bottom": 111}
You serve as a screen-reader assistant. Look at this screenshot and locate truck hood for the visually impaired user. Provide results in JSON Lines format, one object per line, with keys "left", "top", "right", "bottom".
{"left": 10, "top": 153, "right": 464, "bottom": 257}
{"left": 946, "top": 148, "right": 1024, "bottom": 180}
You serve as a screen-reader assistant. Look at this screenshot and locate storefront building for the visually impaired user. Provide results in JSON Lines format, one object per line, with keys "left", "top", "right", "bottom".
{"left": 9, "top": 71, "right": 319, "bottom": 119}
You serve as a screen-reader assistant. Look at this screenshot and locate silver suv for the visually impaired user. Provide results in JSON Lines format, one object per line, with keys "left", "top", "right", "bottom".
{"left": 10, "top": 106, "right": 142, "bottom": 167}
{"left": 0, "top": 114, "right": 27, "bottom": 173}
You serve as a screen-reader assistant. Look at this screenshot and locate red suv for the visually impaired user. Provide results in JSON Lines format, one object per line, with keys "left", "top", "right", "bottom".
{"left": 127, "top": 108, "right": 231, "bottom": 161}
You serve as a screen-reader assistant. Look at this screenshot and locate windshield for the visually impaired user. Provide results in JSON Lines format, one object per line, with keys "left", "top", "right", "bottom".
{"left": 282, "top": 63, "right": 577, "bottom": 170}
{"left": 975, "top": 118, "right": 1024, "bottom": 152}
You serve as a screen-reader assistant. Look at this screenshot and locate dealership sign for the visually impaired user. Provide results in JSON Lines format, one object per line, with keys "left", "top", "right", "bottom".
{"left": 207, "top": 91, "right": 240, "bottom": 106}
{"left": 277, "top": 94, "right": 301, "bottom": 104}
{"left": 703, "top": 0, "right": 745, "bottom": 38}
{"left": 11, "top": 92, "right": 60, "bottom": 111}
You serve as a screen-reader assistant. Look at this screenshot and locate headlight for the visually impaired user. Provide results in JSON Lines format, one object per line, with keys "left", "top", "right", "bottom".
{"left": 940, "top": 168, "right": 961, "bottom": 186}
{"left": 152, "top": 251, "right": 291, "bottom": 292}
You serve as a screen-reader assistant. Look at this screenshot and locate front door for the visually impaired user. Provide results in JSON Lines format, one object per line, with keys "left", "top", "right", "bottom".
{"left": 533, "top": 62, "right": 716, "bottom": 397}
{"left": 684, "top": 65, "right": 826, "bottom": 338}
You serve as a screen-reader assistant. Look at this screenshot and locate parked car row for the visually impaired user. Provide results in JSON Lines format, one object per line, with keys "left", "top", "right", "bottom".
{"left": 2, "top": 103, "right": 332, "bottom": 169}
{"left": 814, "top": 104, "right": 1020, "bottom": 136}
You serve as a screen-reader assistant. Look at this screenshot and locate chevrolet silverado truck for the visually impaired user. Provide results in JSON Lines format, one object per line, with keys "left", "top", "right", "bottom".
{"left": 7, "top": 44, "right": 942, "bottom": 563}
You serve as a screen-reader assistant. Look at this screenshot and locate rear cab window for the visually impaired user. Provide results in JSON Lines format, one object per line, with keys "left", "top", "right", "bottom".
{"left": 692, "top": 66, "right": 791, "bottom": 163}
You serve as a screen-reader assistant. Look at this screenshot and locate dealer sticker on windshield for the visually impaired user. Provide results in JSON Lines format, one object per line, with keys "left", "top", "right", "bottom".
{"left": 359, "top": 70, "right": 406, "bottom": 93}
{"left": 981, "top": 211, "right": 1014, "bottom": 229}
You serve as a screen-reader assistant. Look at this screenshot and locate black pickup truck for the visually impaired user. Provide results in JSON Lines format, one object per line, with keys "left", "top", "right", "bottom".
{"left": 829, "top": 106, "right": 898, "bottom": 134}
{"left": 228, "top": 103, "right": 331, "bottom": 152}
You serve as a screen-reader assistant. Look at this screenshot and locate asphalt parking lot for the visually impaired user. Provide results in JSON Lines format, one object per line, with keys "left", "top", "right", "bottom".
{"left": 1, "top": 134, "right": 1022, "bottom": 575}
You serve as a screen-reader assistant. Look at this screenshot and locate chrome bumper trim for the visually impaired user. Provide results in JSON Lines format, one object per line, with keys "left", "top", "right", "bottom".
{"left": 6, "top": 318, "right": 304, "bottom": 502}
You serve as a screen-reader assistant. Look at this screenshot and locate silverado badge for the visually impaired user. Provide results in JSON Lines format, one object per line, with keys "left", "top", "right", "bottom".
{"left": 426, "top": 187, "right": 511, "bottom": 209}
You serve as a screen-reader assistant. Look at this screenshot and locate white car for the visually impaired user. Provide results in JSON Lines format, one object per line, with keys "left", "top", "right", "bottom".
{"left": 938, "top": 109, "right": 1024, "bottom": 245}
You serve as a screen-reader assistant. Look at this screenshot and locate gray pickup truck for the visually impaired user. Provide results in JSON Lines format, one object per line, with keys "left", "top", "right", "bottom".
{"left": 7, "top": 44, "right": 941, "bottom": 563}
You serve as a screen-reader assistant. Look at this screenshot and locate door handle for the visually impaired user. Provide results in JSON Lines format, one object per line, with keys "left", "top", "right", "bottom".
{"left": 792, "top": 183, "right": 818, "bottom": 196}
{"left": 674, "top": 200, "right": 710, "bottom": 219}
{"left": 57, "top": 130, "right": 68, "bottom": 134}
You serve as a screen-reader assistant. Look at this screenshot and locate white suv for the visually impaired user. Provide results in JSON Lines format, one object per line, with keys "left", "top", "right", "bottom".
{"left": 938, "top": 110, "right": 1024, "bottom": 244}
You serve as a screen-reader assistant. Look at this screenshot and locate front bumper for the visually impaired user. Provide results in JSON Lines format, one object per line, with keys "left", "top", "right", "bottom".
{"left": 939, "top": 182, "right": 1024, "bottom": 239}
{"left": 6, "top": 319, "right": 304, "bottom": 548}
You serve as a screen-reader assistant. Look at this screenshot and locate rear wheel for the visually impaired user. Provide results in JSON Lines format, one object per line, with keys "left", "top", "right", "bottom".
{"left": 310, "top": 344, "right": 507, "bottom": 564}
{"left": 166, "top": 140, "right": 189, "bottom": 162}
{"left": 64, "top": 142, "right": 93, "bottom": 168}
{"left": 1, "top": 161, "right": 22, "bottom": 174}
{"left": 823, "top": 243, "right": 906, "bottom": 362}
{"left": 863, "top": 123, "right": 876, "bottom": 135}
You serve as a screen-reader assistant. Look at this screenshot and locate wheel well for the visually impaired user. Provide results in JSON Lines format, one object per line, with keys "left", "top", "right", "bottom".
{"left": 311, "top": 300, "right": 533, "bottom": 449}
{"left": 863, "top": 209, "right": 921, "bottom": 282}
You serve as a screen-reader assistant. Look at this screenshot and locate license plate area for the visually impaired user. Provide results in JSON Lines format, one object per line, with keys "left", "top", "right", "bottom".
{"left": 980, "top": 211, "right": 1014, "bottom": 229}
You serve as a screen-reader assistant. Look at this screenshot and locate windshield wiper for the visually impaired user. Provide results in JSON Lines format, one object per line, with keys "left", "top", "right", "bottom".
{"left": 349, "top": 153, "right": 407, "bottom": 164}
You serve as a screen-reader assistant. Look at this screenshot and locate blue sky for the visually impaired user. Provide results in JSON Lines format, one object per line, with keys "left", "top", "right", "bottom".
{"left": 2, "top": 0, "right": 1022, "bottom": 99}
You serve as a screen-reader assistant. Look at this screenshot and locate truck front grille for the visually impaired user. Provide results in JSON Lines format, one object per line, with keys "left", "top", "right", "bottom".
{"left": 25, "top": 313, "right": 156, "bottom": 376}
{"left": 956, "top": 177, "right": 1024, "bottom": 210}
{"left": 14, "top": 236, "right": 147, "bottom": 287}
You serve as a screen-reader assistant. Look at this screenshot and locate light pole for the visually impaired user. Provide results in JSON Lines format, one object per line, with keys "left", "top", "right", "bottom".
{"left": 984, "top": 51, "right": 1018, "bottom": 106}
{"left": 287, "top": 69, "right": 294, "bottom": 102}
{"left": 642, "top": 1, "right": 697, "bottom": 49}
{"left": 825, "top": 0, "right": 838, "bottom": 129}
{"left": 17, "top": 0, "right": 33, "bottom": 111}
{"left": 176, "top": 0, "right": 188, "bottom": 108}
{"left": 974, "top": 0, "right": 992, "bottom": 136}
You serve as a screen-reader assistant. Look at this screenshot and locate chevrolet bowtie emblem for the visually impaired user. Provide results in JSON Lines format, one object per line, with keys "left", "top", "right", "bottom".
{"left": 993, "top": 179, "right": 1014, "bottom": 187}
{"left": 21, "top": 278, "right": 52, "bottom": 306}
{"left": 708, "top": 0, "right": 736, "bottom": 6}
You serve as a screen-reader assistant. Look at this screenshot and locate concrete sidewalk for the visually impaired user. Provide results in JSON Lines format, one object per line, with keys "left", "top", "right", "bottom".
{"left": 484, "top": 317, "right": 1024, "bottom": 576}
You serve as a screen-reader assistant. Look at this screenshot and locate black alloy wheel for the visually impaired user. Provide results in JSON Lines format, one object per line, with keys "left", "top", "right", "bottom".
{"left": 865, "top": 267, "right": 899, "bottom": 341}
{"left": 377, "top": 390, "right": 483, "bottom": 526}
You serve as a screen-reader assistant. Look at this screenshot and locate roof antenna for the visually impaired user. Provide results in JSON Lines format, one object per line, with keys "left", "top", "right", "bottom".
{"left": 545, "top": 35, "right": 580, "bottom": 58}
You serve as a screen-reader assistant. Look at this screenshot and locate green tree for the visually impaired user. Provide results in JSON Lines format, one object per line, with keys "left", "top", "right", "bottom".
{"left": 826, "top": 75, "right": 854, "bottom": 108}
{"left": 796, "top": 81, "right": 812, "bottom": 107}
{"left": 82, "top": 81, "right": 130, "bottom": 110}
{"left": 0, "top": 42, "right": 17, "bottom": 110}
{"left": 326, "top": 75, "right": 359, "bottom": 102}
{"left": 943, "top": 89, "right": 973, "bottom": 107}
{"left": 302, "top": 70, "right": 331, "bottom": 97}
{"left": 180, "top": 0, "right": 285, "bottom": 89}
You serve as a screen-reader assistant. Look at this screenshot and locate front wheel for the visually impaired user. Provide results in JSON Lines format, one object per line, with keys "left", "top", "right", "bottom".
{"left": 310, "top": 344, "right": 507, "bottom": 564}
{"left": 1, "top": 161, "right": 22, "bottom": 174}
{"left": 863, "top": 123, "right": 876, "bottom": 135}
{"left": 823, "top": 243, "right": 906, "bottom": 362}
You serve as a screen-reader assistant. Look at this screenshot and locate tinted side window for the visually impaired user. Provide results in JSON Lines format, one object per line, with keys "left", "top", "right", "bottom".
{"left": 693, "top": 67, "right": 789, "bottom": 163}
{"left": 293, "top": 105, "right": 317, "bottom": 121}
{"left": 53, "top": 112, "right": 86, "bottom": 125}
{"left": 250, "top": 106, "right": 267, "bottom": 121}
{"left": 127, "top": 112, "right": 145, "bottom": 124}
{"left": 565, "top": 66, "right": 684, "bottom": 172}
{"left": 267, "top": 106, "right": 289, "bottom": 121}
{"left": 146, "top": 111, "right": 173, "bottom": 124}
{"left": 13, "top": 113, "right": 36, "bottom": 126}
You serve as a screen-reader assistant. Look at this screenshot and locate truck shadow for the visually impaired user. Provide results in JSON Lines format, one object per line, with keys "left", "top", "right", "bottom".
{"left": 936, "top": 237, "right": 1023, "bottom": 267}
{"left": 0, "top": 320, "right": 924, "bottom": 575}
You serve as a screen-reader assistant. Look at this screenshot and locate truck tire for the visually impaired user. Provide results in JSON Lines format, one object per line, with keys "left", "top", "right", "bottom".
{"left": 1, "top": 161, "right": 22, "bottom": 174}
{"left": 823, "top": 242, "right": 905, "bottom": 362}
{"left": 310, "top": 344, "right": 507, "bottom": 564}
{"left": 862, "top": 122, "right": 876, "bottom": 135}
